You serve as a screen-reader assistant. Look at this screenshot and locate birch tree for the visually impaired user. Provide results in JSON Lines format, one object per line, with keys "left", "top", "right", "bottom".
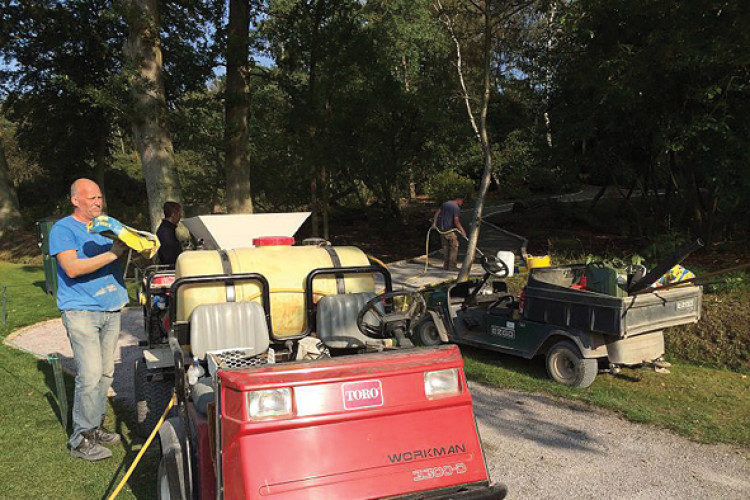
{"left": 436, "top": 0, "right": 532, "bottom": 281}
{"left": 542, "top": 0, "right": 559, "bottom": 149}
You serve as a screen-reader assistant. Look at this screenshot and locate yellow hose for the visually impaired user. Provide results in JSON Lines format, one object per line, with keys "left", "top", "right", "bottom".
{"left": 366, "top": 254, "right": 388, "bottom": 269}
{"left": 107, "top": 393, "right": 177, "bottom": 500}
{"left": 368, "top": 254, "right": 423, "bottom": 288}
{"left": 367, "top": 229, "right": 465, "bottom": 288}
{"left": 369, "top": 229, "right": 466, "bottom": 289}
{"left": 423, "top": 225, "right": 462, "bottom": 274}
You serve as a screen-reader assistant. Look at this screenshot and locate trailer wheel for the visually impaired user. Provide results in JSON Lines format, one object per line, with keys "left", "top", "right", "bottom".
{"left": 415, "top": 318, "right": 442, "bottom": 346}
{"left": 545, "top": 340, "right": 597, "bottom": 388}
{"left": 134, "top": 358, "right": 174, "bottom": 438}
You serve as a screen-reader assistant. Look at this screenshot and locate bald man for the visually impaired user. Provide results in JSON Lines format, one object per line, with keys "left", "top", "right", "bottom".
{"left": 49, "top": 178, "right": 129, "bottom": 461}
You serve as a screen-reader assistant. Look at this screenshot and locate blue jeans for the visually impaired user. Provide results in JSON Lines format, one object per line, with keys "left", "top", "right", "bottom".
{"left": 61, "top": 310, "right": 121, "bottom": 448}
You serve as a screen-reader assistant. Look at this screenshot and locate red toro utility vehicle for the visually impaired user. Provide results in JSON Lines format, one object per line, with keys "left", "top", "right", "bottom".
{"left": 135, "top": 229, "right": 506, "bottom": 500}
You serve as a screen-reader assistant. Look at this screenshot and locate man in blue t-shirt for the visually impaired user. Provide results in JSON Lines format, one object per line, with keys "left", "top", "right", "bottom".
{"left": 49, "top": 178, "right": 129, "bottom": 461}
{"left": 432, "top": 195, "right": 467, "bottom": 270}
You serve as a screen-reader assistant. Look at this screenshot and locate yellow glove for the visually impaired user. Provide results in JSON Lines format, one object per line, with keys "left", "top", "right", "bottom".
{"left": 88, "top": 216, "right": 161, "bottom": 259}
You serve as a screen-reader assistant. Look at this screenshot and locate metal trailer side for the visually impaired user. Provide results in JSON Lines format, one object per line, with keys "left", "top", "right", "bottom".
{"left": 524, "top": 266, "right": 702, "bottom": 338}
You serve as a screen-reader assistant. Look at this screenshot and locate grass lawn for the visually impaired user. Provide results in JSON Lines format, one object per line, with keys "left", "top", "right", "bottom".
{"left": 0, "top": 262, "right": 157, "bottom": 500}
{"left": 463, "top": 348, "right": 750, "bottom": 446}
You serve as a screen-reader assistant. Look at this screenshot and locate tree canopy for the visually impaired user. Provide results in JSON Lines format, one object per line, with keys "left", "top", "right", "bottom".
{"left": 0, "top": 0, "right": 747, "bottom": 241}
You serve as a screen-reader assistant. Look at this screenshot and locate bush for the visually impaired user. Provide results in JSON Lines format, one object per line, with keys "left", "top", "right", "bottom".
{"left": 425, "top": 170, "right": 474, "bottom": 203}
{"left": 495, "top": 128, "right": 576, "bottom": 195}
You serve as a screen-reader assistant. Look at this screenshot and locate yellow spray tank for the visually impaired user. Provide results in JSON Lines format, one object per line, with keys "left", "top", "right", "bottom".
{"left": 175, "top": 243, "right": 375, "bottom": 338}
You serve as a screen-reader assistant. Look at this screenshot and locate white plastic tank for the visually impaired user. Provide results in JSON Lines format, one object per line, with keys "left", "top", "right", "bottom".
{"left": 496, "top": 250, "right": 515, "bottom": 277}
{"left": 175, "top": 245, "right": 375, "bottom": 337}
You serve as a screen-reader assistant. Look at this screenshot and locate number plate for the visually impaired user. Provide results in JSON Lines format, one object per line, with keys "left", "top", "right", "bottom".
{"left": 490, "top": 325, "right": 515, "bottom": 339}
{"left": 676, "top": 299, "right": 695, "bottom": 311}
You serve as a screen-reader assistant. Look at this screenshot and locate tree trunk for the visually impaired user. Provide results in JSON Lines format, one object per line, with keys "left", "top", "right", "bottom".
{"left": 588, "top": 169, "right": 610, "bottom": 211}
{"left": 321, "top": 95, "right": 332, "bottom": 240}
{"left": 307, "top": 0, "right": 324, "bottom": 237}
{"left": 321, "top": 163, "right": 329, "bottom": 240}
{"left": 0, "top": 141, "right": 23, "bottom": 238}
{"left": 225, "top": 0, "right": 253, "bottom": 213}
{"left": 94, "top": 122, "right": 109, "bottom": 211}
{"left": 124, "top": 0, "right": 183, "bottom": 232}
{"left": 310, "top": 171, "right": 320, "bottom": 236}
{"left": 401, "top": 54, "right": 410, "bottom": 92}
{"left": 458, "top": 2, "right": 493, "bottom": 282}
{"left": 543, "top": 1, "right": 558, "bottom": 149}
{"left": 438, "top": 0, "right": 497, "bottom": 281}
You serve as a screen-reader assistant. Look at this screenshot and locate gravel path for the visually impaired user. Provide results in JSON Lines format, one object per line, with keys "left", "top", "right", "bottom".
{"left": 470, "top": 383, "right": 750, "bottom": 499}
{"left": 5, "top": 308, "right": 146, "bottom": 407}
{"left": 6, "top": 311, "right": 749, "bottom": 499}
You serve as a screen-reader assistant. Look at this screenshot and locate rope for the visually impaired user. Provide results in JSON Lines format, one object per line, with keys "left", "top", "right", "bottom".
{"left": 107, "top": 392, "right": 177, "bottom": 500}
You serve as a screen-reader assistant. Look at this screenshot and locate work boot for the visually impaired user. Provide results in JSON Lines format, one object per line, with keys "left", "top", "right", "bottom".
{"left": 69, "top": 432, "right": 112, "bottom": 461}
{"left": 95, "top": 426, "right": 121, "bottom": 446}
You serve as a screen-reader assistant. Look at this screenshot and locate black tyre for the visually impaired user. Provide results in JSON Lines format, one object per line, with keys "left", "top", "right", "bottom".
{"left": 157, "top": 454, "right": 172, "bottom": 500}
{"left": 134, "top": 358, "right": 174, "bottom": 438}
{"left": 148, "top": 310, "right": 168, "bottom": 346}
{"left": 157, "top": 420, "right": 188, "bottom": 500}
{"left": 147, "top": 314, "right": 160, "bottom": 345}
{"left": 415, "top": 318, "right": 443, "bottom": 347}
{"left": 545, "top": 340, "right": 597, "bottom": 388}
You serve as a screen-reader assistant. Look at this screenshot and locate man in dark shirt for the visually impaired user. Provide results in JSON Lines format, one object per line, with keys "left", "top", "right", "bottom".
{"left": 432, "top": 195, "right": 467, "bottom": 270}
{"left": 156, "top": 201, "right": 183, "bottom": 268}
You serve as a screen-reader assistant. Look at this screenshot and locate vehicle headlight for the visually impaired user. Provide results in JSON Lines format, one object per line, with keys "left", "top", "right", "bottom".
{"left": 424, "top": 368, "right": 460, "bottom": 399}
{"left": 246, "top": 388, "right": 294, "bottom": 420}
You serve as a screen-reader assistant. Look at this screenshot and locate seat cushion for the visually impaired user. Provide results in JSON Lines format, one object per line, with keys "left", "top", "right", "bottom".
{"left": 316, "top": 292, "right": 378, "bottom": 349}
{"left": 189, "top": 301, "right": 270, "bottom": 360}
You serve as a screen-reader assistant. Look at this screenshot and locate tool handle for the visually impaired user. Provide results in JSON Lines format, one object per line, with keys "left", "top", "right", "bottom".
{"left": 628, "top": 239, "right": 704, "bottom": 293}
